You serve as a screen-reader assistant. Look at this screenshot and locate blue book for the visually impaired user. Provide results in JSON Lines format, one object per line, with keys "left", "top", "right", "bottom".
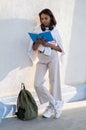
{"left": 28, "top": 31, "right": 54, "bottom": 42}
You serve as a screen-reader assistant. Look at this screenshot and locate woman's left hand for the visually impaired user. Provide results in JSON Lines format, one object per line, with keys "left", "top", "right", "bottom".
{"left": 41, "top": 39, "right": 48, "bottom": 47}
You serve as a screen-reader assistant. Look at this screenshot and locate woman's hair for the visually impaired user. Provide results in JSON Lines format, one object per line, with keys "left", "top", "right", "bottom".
{"left": 39, "top": 8, "right": 57, "bottom": 26}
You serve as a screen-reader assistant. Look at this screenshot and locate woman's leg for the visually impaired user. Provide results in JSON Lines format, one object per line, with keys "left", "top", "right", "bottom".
{"left": 48, "top": 51, "right": 63, "bottom": 118}
{"left": 48, "top": 52, "right": 62, "bottom": 101}
{"left": 34, "top": 62, "right": 55, "bottom": 104}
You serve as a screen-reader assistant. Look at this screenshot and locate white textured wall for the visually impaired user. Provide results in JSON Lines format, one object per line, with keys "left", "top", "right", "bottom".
{"left": 64, "top": 0, "right": 86, "bottom": 85}
{"left": 0, "top": 0, "right": 85, "bottom": 98}
{"left": 0, "top": 0, "right": 51, "bottom": 97}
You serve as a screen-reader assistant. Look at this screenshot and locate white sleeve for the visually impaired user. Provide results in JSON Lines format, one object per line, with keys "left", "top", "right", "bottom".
{"left": 27, "top": 29, "right": 38, "bottom": 65}
{"left": 55, "top": 28, "right": 65, "bottom": 54}
{"left": 52, "top": 28, "right": 65, "bottom": 64}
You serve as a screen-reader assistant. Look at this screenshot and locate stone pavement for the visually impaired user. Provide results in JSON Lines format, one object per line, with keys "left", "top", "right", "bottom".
{"left": 0, "top": 100, "right": 86, "bottom": 130}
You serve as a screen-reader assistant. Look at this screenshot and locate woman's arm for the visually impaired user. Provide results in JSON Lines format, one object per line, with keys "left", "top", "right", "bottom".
{"left": 49, "top": 43, "right": 62, "bottom": 52}
{"left": 32, "top": 39, "right": 42, "bottom": 51}
{"left": 41, "top": 40, "right": 62, "bottom": 52}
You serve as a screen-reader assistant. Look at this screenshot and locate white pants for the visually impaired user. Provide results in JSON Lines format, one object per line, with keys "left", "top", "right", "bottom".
{"left": 34, "top": 50, "right": 62, "bottom": 104}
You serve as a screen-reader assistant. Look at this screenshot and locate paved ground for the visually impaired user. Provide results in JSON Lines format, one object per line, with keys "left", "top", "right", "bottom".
{"left": 0, "top": 100, "right": 86, "bottom": 130}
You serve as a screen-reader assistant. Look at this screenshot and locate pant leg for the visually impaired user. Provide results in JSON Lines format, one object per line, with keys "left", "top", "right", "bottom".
{"left": 48, "top": 50, "right": 62, "bottom": 100}
{"left": 34, "top": 61, "right": 55, "bottom": 104}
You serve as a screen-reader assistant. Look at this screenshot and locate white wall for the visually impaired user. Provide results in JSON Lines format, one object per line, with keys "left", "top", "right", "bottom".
{"left": 64, "top": 0, "right": 86, "bottom": 85}
{"left": 0, "top": 0, "right": 86, "bottom": 98}
{"left": 0, "top": 0, "right": 62, "bottom": 97}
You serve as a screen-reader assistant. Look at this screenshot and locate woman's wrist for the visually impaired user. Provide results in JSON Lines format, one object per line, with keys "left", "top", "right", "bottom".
{"left": 48, "top": 43, "right": 54, "bottom": 48}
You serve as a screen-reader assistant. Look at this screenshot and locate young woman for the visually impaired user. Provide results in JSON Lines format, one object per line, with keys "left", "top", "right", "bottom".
{"left": 28, "top": 8, "right": 64, "bottom": 119}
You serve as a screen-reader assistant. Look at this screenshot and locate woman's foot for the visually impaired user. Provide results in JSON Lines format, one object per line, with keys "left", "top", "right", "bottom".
{"left": 42, "top": 105, "right": 53, "bottom": 118}
{"left": 42, "top": 101, "right": 64, "bottom": 119}
{"left": 53, "top": 100, "right": 64, "bottom": 119}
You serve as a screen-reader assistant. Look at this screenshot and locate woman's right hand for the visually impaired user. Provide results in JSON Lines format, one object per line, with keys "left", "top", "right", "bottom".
{"left": 33, "top": 38, "right": 42, "bottom": 51}
{"left": 35, "top": 38, "right": 42, "bottom": 44}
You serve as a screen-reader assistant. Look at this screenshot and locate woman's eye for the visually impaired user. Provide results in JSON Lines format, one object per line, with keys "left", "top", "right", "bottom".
{"left": 45, "top": 17, "right": 48, "bottom": 20}
{"left": 41, "top": 18, "right": 44, "bottom": 20}
{"left": 41, "top": 17, "right": 48, "bottom": 20}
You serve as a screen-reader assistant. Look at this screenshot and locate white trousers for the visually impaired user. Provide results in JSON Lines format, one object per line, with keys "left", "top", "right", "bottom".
{"left": 34, "top": 50, "right": 62, "bottom": 104}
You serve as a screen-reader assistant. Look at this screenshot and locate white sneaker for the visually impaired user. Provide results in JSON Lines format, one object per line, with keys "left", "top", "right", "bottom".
{"left": 42, "top": 106, "right": 53, "bottom": 118}
{"left": 53, "top": 100, "right": 64, "bottom": 119}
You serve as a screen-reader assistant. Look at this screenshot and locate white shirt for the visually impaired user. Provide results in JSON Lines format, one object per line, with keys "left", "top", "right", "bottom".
{"left": 27, "top": 25, "right": 65, "bottom": 65}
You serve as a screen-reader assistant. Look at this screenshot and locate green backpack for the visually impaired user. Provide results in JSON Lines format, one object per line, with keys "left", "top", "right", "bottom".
{"left": 15, "top": 83, "right": 38, "bottom": 120}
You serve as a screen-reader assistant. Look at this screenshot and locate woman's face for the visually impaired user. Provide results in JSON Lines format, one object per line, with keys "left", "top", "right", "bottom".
{"left": 40, "top": 13, "right": 51, "bottom": 27}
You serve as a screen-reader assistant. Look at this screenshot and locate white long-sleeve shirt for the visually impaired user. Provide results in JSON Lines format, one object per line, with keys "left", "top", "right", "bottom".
{"left": 27, "top": 25, "right": 65, "bottom": 65}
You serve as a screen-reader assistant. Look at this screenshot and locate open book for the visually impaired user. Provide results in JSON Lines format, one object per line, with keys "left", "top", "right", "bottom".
{"left": 28, "top": 31, "right": 54, "bottom": 42}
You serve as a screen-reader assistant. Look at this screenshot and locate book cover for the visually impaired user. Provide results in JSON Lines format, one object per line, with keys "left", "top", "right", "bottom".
{"left": 28, "top": 31, "right": 54, "bottom": 42}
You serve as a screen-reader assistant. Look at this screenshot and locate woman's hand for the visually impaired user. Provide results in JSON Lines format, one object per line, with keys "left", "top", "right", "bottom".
{"left": 35, "top": 38, "right": 42, "bottom": 44}
{"left": 32, "top": 39, "right": 41, "bottom": 51}
{"left": 49, "top": 44, "right": 62, "bottom": 52}
{"left": 41, "top": 39, "right": 48, "bottom": 47}
{"left": 32, "top": 38, "right": 45, "bottom": 51}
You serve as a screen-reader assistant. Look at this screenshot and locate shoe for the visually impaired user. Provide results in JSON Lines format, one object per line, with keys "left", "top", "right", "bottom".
{"left": 42, "top": 105, "right": 53, "bottom": 118}
{"left": 53, "top": 100, "right": 64, "bottom": 119}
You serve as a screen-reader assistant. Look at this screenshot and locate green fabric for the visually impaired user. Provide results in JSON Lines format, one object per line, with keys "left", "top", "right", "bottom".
{"left": 16, "top": 87, "right": 38, "bottom": 120}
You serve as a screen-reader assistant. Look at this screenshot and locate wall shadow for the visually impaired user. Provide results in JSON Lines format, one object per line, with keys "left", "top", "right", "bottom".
{"left": 0, "top": 19, "right": 35, "bottom": 81}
